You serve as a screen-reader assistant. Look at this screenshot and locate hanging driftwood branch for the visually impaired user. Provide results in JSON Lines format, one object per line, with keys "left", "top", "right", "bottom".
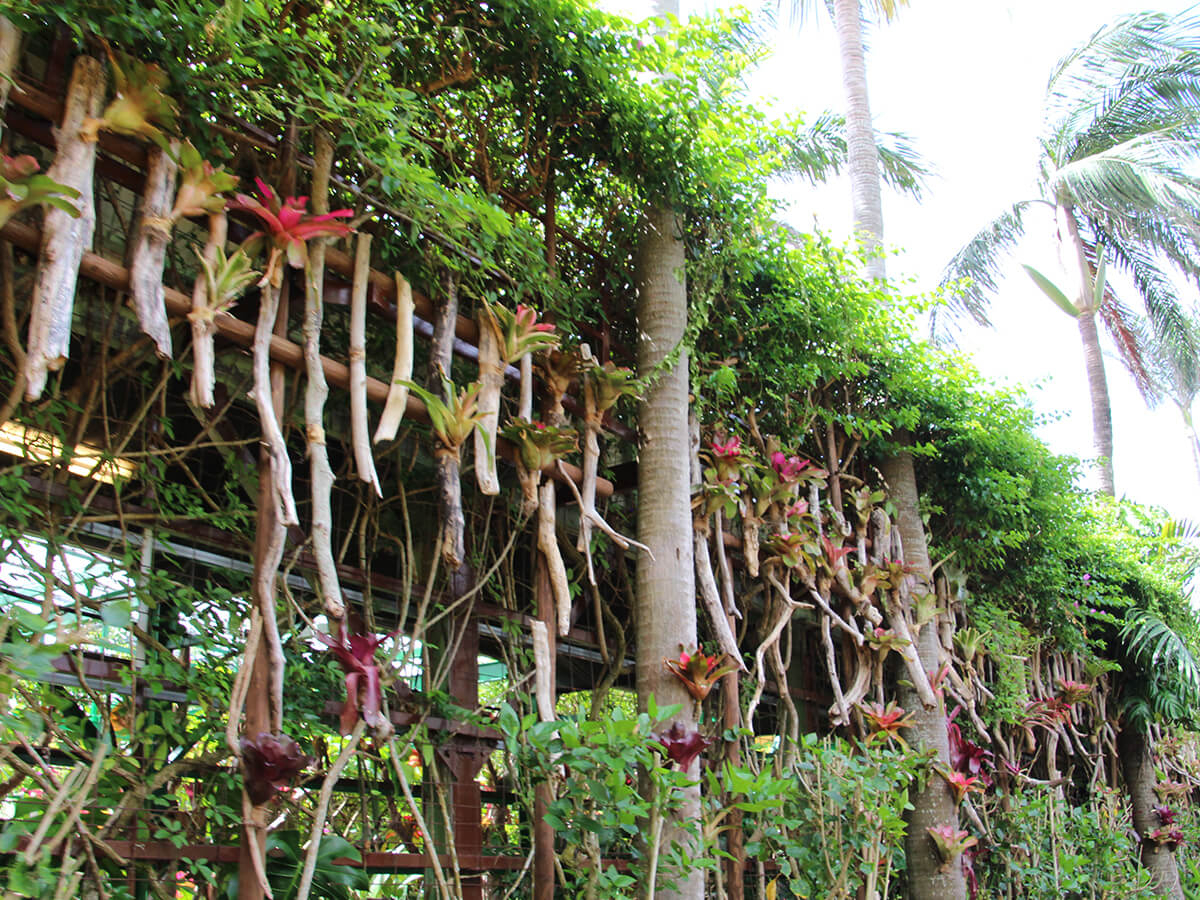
{"left": 530, "top": 619, "right": 555, "bottom": 722}
{"left": 426, "top": 271, "right": 468, "bottom": 568}
{"left": 303, "top": 128, "right": 344, "bottom": 621}
{"left": 251, "top": 281, "right": 300, "bottom": 527}
{"left": 295, "top": 719, "right": 366, "bottom": 900}
{"left": 26, "top": 55, "right": 106, "bottom": 401}
{"left": 519, "top": 353, "right": 534, "bottom": 420}
{"left": 373, "top": 272, "right": 414, "bottom": 443}
{"left": 349, "top": 231, "right": 381, "bottom": 496}
{"left": 693, "top": 514, "right": 745, "bottom": 668}
{"left": 473, "top": 308, "right": 502, "bottom": 495}
{"left": 187, "top": 212, "right": 229, "bottom": 408}
{"left": 538, "top": 480, "right": 571, "bottom": 637}
{"left": 0, "top": 18, "right": 18, "bottom": 131}
{"left": 128, "top": 140, "right": 178, "bottom": 358}
{"left": 713, "top": 508, "right": 737, "bottom": 617}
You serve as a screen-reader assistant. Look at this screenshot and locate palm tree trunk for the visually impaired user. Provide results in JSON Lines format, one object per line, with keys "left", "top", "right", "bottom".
{"left": 1118, "top": 726, "right": 1184, "bottom": 898}
{"left": 636, "top": 202, "right": 701, "bottom": 900}
{"left": 1058, "top": 201, "right": 1115, "bottom": 496}
{"left": 834, "top": 0, "right": 885, "bottom": 279}
{"left": 881, "top": 449, "right": 967, "bottom": 900}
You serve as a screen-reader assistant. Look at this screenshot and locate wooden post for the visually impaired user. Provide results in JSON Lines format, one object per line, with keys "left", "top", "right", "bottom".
{"left": 723, "top": 613, "right": 744, "bottom": 900}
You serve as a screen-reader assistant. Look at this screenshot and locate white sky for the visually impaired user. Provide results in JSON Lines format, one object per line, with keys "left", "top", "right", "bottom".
{"left": 740, "top": 0, "right": 1200, "bottom": 521}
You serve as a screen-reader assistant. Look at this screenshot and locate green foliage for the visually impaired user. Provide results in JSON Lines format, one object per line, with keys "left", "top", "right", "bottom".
{"left": 223, "top": 832, "right": 369, "bottom": 899}
{"left": 724, "top": 733, "right": 927, "bottom": 898}
{"left": 977, "top": 787, "right": 1156, "bottom": 898}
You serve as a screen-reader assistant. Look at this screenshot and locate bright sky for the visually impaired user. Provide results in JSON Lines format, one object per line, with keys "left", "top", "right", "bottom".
{"left": 742, "top": 0, "right": 1200, "bottom": 522}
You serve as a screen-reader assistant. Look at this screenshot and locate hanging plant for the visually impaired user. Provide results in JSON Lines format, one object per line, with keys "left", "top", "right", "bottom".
{"left": 80, "top": 48, "right": 177, "bottom": 146}
{"left": 404, "top": 378, "right": 487, "bottom": 568}
{"left": 0, "top": 154, "right": 81, "bottom": 228}
{"left": 474, "top": 301, "right": 559, "bottom": 495}
{"left": 499, "top": 417, "right": 577, "bottom": 516}
{"left": 315, "top": 628, "right": 397, "bottom": 735}
{"left": 240, "top": 732, "right": 312, "bottom": 806}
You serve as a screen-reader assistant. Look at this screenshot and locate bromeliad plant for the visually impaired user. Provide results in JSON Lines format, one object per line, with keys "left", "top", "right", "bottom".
{"left": 664, "top": 647, "right": 739, "bottom": 702}
{"left": 240, "top": 732, "right": 312, "bottom": 805}
{"left": 0, "top": 154, "right": 81, "bottom": 228}
{"left": 860, "top": 700, "right": 916, "bottom": 747}
{"left": 171, "top": 140, "right": 238, "bottom": 222}
{"left": 500, "top": 417, "right": 578, "bottom": 515}
{"left": 405, "top": 378, "right": 487, "bottom": 568}
{"left": 80, "top": 48, "right": 177, "bottom": 147}
{"left": 229, "top": 177, "right": 353, "bottom": 288}
{"left": 927, "top": 824, "right": 978, "bottom": 873}
{"left": 473, "top": 301, "right": 559, "bottom": 495}
{"left": 316, "top": 628, "right": 396, "bottom": 735}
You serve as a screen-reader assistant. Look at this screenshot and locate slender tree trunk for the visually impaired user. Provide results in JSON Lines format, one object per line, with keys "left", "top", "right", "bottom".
{"left": 833, "top": 0, "right": 885, "bottom": 279}
{"left": 636, "top": 203, "right": 700, "bottom": 899}
{"left": 1058, "top": 201, "right": 1115, "bottom": 496}
{"left": 1118, "top": 726, "right": 1184, "bottom": 899}
{"left": 882, "top": 449, "right": 967, "bottom": 900}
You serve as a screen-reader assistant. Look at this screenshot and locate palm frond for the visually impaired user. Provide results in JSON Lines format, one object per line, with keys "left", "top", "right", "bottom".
{"left": 1050, "top": 127, "right": 1200, "bottom": 215}
{"left": 777, "top": 112, "right": 928, "bottom": 196}
{"left": 937, "top": 201, "right": 1034, "bottom": 328}
{"left": 1121, "top": 608, "right": 1200, "bottom": 708}
{"left": 1097, "top": 297, "right": 1160, "bottom": 405}
{"left": 1044, "top": 10, "right": 1200, "bottom": 167}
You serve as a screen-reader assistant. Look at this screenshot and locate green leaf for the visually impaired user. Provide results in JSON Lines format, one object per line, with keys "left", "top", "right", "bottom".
{"left": 100, "top": 599, "right": 133, "bottom": 628}
{"left": 1022, "top": 264, "right": 1079, "bottom": 318}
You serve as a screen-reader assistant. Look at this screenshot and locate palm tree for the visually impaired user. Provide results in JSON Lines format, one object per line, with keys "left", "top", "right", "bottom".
{"left": 786, "top": 0, "right": 909, "bottom": 278}
{"left": 787, "top": 3, "right": 966, "bottom": 896}
{"left": 635, "top": 1, "right": 701, "bottom": 896}
{"left": 941, "top": 11, "right": 1200, "bottom": 496}
{"left": 1115, "top": 606, "right": 1200, "bottom": 899}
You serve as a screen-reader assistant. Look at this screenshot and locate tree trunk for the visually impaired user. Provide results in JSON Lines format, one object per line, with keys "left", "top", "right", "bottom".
{"left": 881, "top": 449, "right": 967, "bottom": 900}
{"left": 636, "top": 202, "right": 700, "bottom": 899}
{"left": 833, "top": 0, "right": 885, "bottom": 279}
{"left": 1058, "top": 201, "right": 1115, "bottom": 496}
{"left": 1118, "top": 726, "right": 1184, "bottom": 899}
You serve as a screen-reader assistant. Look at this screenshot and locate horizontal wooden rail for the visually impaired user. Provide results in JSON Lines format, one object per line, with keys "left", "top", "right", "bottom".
{"left": 0, "top": 219, "right": 608, "bottom": 497}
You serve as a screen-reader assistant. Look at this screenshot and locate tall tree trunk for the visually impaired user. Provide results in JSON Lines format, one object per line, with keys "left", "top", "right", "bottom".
{"left": 636, "top": 203, "right": 700, "bottom": 900}
{"left": 833, "top": 0, "right": 885, "bottom": 279}
{"left": 1119, "top": 726, "right": 1184, "bottom": 899}
{"left": 881, "top": 449, "right": 967, "bottom": 899}
{"left": 1058, "top": 201, "right": 1115, "bottom": 496}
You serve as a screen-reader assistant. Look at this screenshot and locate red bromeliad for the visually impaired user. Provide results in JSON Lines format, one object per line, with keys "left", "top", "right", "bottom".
{"left": 860, "top": 700, "right": 915, "bottom": 746}
{"left": 239, "top": 732, "right": 311, "bottom": 805}
{"left": 316, "top": 628, "right": 396, "bottom": 734}
{"left": 229, "top": 177, "right": 352, "bottom": 286}
{"left": 651, "top": 722, "right": 713, "bottom": 771}
{"left": 664, "top": 647, "right": 739, "bottom": 702}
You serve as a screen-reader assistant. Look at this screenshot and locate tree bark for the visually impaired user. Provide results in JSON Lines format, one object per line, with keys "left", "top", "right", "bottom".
{"left": 882, "top": 449, "right": 967, "bottom": 900}
{"left": 1118, "top": 726, "right": 1184, "bottom": 899}
{"left": 834, "top": 0, "right": 885, "bottom": 279}
{"left": 635, "top": 202, "right": 700, "bottom": 899}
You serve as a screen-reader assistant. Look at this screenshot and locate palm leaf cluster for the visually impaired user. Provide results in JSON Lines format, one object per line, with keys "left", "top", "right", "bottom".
{"left": 940, "top": 10, "right": 1200, "bottom": 405}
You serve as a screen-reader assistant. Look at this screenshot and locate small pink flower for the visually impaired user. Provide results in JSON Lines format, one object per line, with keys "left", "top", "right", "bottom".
{"left": 770, "top": 451, "right": 810, "bottom": 482}
{"left": 711, "top": 435, "right": 741, "bottom": 458}
{"left": 229, "top": 177, "right": 352, "bottom": 279}
{"left": 783, "top": 498, "right": 809, "bottom": 519}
